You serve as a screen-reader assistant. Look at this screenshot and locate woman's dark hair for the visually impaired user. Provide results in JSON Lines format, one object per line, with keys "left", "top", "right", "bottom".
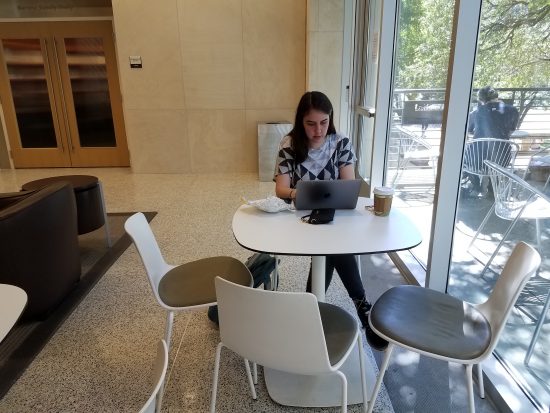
{"left": 289, "top": 91, "right": 336, "bottom": 164}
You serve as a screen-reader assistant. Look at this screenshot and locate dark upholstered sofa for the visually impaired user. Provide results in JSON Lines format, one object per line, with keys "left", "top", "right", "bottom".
{"left": 0, "top": 182, "right": 81, "bottom": 319}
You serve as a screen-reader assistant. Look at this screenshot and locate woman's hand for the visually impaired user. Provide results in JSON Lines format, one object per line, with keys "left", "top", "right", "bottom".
{"left": 275, "top": 174, "right": 295, "bottom": 199}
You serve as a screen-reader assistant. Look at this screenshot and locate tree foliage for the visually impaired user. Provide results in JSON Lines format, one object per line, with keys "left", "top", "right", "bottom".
{"left": 395, "top": 0, "right": 550, "bottom": 93}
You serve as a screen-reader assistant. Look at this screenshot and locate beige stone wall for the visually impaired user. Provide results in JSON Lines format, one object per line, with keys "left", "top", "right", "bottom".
{"left": 306, "top": 0, "right": 344, "bottom": 129}
{"left": 112, "top": 0, "right": 306, "bottom": 173}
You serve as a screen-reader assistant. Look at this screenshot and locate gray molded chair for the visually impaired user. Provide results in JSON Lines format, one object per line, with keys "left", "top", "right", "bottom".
{"left": 124, "top": 212, "right": 252, "bottom": 349}
{"left": 139, "top": 340, "right": 168, "bottom": 413}
{"left": 124, "top": 212, "right": 253, "bottom": 351}
{"left": 366, "top": 242, "right": 540, "bottom": 413}
{"left": 125, "top": 213, "right": 253, "bottom": 411}
{"left": 210, "top": 277, "right": 368, "bottom": 413}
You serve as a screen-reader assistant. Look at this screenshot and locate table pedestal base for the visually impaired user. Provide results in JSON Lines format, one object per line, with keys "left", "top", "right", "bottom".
{"left": 264, "top": 344, "right": 375, "bottom": 407}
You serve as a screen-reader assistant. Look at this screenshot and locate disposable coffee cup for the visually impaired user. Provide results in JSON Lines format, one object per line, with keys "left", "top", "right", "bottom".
{"left": 373, "top": 187, "right": 394, "bottom": 216}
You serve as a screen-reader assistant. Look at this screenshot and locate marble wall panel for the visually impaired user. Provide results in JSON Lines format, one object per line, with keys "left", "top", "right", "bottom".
{"left": 124, "top": 109, "right": 191, "bottom": 173}
{"left": 179, "top": 0, "right": 245, "bottom": 109}
{"left": 319, "top": 0, "right": 343, "bottom": 31}
{"left": 111, "top": 0, "right": 186, "bottom": 110}
{"left": 243, "top": 0, "right": 306, "bottom": 109}
{"left": 186, "top": 110, "right": 253, "bottom": 173}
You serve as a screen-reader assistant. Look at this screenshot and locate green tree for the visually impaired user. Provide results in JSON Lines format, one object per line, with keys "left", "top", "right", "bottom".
{"left": 395, "top": 0, "right": 549, "bottom": 121}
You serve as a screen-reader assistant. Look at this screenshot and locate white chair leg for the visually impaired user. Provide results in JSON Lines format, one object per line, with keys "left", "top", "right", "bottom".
{"left": 356, "top": 255, "right": 362, "bottom": 280}
{"left": 210, "top": 342, "right": 224, "bottom": 413}
{"left": 273, "top": 255, "right": 279, "bottom": 291}
{"left": 480, "top": 215, "right": 521, "bottom": 277}
{"left": 252, "top": 362, "right": 258, "bottom": 384}
{"left": 98, "top": 181, "right": 112, "bottom": 248}
{"left": 467, "top": 203, "right": 495, "bottom": 251}
{"left": 525, "top": 288, "right": 550, "bottom": 365}
{"left": 335, "top": 370, "right": 348, "bottom": 413}
{"left": 466, "top": 364, "right": 475, "bottom": 413}
{"left": 164, "top": 311, "right": 174, "bottom": 352}
{"left": 367, "top": 343, "right": 394, "bottom": 413}
{"left": 535, "top": 219, "right": 542, "bottom": 250}
{"left": 244, "top": 359, "right": 257, "bottom": 399}
{"left": 156, "top": 311, "right": 174, "bottom": 412}
{"left": 476, "top": 363, "right": 484, "bottom": 398}
{"left": 155, "top": 375, "right": 166, "bottom": 413}
{"left": 356, "top": 334, "right": 368, "bottom": 413}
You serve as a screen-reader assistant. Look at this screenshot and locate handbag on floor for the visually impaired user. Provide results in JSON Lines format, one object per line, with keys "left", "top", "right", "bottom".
{"left": 207, "top": 252, "right": 277, "bottom": 325}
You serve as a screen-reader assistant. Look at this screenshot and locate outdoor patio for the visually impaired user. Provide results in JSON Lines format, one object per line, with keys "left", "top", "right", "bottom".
{"left": 389, "top": 148, "right": 550, "bottom": 411}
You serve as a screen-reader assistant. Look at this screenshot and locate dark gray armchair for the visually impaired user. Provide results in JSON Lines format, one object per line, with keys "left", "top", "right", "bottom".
{"left": 0, "top": 182, "right": 81, "bottom": 319}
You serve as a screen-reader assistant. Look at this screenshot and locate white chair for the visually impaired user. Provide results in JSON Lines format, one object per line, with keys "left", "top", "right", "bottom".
{"left": 523, "top": 146, "right": 550, "bottom": 189}
{"left": 366, "top": 241, "right": 540, "bottom": 413}
{"left": 469, "top": 161, "right": 550, "bottom": 277}
{"left": 139, "top": 340, "right": 168, "bottom": 413}
{"left": 210, "top": 277, "right": 368, "bottom": 413}
{"left": 462, "top": 138, "right": 519, "bottom": 194}
{"left": 124, "top": 212, "right": 253, "bottom": 350}
{"left": 467, "top": 162, "right": 550, "bottom": 365}
{"left": 389, "top": 126, "right": 439, "bottom": 186}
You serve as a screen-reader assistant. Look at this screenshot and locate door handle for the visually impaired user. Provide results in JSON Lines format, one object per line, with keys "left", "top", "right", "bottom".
{"left": 357, "top": 106, "right": 376, "bottom": 118}
{"left": 44, "top": 38, "right": 65, "bottom": 152}
{"left": 52, "top": 37, "right": 75, "bottom": 152}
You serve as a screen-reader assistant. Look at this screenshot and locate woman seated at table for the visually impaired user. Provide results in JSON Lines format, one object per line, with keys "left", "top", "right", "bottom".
{"left": 274, "top": 90, "right": 387, "bottom": 351}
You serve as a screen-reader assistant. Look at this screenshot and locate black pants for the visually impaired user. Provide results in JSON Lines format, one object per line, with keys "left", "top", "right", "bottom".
{"left": 306, "top": 255, "right": 366, "bottom": 302}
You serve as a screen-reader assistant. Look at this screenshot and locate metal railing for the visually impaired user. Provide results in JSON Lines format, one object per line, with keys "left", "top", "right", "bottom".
{"left": 392, "top": 87, "right": 550, "bottom": 136}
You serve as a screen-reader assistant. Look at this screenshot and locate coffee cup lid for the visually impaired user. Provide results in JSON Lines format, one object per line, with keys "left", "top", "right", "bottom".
{"left": 373, "top": 186, "right": 394, "bottom": 196}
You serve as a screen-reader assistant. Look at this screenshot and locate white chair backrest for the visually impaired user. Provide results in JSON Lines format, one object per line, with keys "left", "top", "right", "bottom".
{"left": 124, "top": 213, "right": 171, "bottom": 297}
{"left": 524, "top": 147, "right": 550, "bottom": 190}
{"left": 486, "top": 161, "right": 545, "bottom": 221}
{"left": 463, "top": 138, "right": 519, "bottom": 176}
{"left": 391, "top": 126, "right": 432, "bottom": 153}
{"left": 215, "top": 277, "right": 332, "bottom": 375}
{"left": 139, "top": 339, "right": 169, "bottom": 413}
{"left": 476, "top": 241, "right": 541, "bottom": 357}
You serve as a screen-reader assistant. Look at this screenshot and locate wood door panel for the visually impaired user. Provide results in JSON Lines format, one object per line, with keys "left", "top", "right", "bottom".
{"left": 0, "top": 21, "right": 129, "bottom": 168}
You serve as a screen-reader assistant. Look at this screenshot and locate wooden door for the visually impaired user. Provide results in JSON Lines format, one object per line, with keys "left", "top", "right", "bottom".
{"left": 0, "top": 21, "right": 129, "bottom": 167}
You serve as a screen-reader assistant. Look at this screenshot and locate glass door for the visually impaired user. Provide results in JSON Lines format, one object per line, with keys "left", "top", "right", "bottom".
{"left": 447, "top": 0, "right": 550, "bottom": 409}
{"left": 0, "top": 21, "right": 129, "bottom": 168}
{"left": 0, "top": 23, "right": 71, "bottom": 167}
{"left": 351, "top": 0, "right": 382, "bottom": 191}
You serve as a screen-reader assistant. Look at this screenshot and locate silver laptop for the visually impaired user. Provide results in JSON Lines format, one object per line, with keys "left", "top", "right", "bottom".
{"left": 294, "top": 179, "right": 362, "bottom": 210}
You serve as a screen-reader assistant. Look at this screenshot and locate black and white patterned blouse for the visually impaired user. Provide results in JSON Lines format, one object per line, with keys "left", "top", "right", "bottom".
{"left": 275, "top": 133, "right": 356, "bottom": 188}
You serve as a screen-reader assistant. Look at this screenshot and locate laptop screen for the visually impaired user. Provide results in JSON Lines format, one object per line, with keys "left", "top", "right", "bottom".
{"left": 294, "top": 179, "right": 362, "bottom": 210}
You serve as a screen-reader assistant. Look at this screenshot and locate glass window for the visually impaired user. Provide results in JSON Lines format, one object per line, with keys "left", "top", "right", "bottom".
{"left": 448, "top": 0, "right": 550, "bottom": 409}
{"left": 383, "top": 0, "right": 455, "bottom": 265}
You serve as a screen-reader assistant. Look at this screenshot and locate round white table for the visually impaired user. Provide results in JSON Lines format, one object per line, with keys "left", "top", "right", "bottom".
{"left": 0, "top": 284, "right": 27, "bottom": 343}
{"left": 233, "top": 197, "right": 422, "bottom": 301}
{"left": 232, "top": 197, "right": 422, "bottom": 407}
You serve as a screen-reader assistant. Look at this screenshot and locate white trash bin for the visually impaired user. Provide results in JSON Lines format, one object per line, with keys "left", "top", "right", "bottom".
{"left": 257, "top": 122, "right": 292, "bottom": 182}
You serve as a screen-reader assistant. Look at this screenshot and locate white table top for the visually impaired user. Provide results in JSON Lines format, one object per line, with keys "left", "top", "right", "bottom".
{"left": 0, "top": 284, "right": 27, "bottom": 343}
{"left": 233, "top": 197, "right": 422, "bottom": 256}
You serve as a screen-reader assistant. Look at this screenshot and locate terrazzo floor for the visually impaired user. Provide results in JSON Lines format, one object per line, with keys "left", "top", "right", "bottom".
{"left": 0, "top": 168, "right": 394, "bottom": 413}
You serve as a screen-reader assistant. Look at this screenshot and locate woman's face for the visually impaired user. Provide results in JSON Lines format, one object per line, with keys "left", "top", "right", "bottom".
{"left": 303, "top": 109, "right": 330, "bottom": 148}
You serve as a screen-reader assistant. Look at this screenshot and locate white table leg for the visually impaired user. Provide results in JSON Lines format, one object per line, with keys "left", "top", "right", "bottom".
{"left": 311, "top": 255, "right": 326, "bottom": 302}
{"left": 98, "top": 181, "right": 112, "bottom": 248}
